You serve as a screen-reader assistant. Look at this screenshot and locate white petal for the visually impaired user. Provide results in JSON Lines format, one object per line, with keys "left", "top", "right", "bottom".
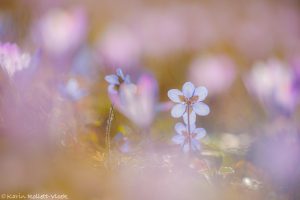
{"left": 105, "top": 74, "right": 119, "bottom": 84}
{"left": 194, "top": 86, "right": 208, "bottom": 101}
{"left": 193, "top": 102, "right": 210, "bottom": 116}
{"left": 168, "top": 89, "right": 183, "bottom": 103}
{"left": 194, "top": 128, "right": 206, "bottom": 140}
{"left": 183, "top": 110, "right": 196, "bottom": 125}
{"left": 182, "top": 82, "right": 195, "bottom": 98}
{"left": 171, "top": 104, "right": 186, "bottom": 118}
{"left": 174, "top": 122, "right": 186, "bottom": 135}
{"left": 172, "top": 135, "right": 185, "bottom": 144}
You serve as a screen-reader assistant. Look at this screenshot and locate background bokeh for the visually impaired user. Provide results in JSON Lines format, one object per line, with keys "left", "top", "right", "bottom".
{"left": 0, "top": 0, "right": 300, "bottom": 199}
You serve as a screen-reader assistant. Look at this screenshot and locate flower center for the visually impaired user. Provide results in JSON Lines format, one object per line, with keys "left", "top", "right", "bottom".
{"left": 185, "top": 95, "right": 199, "bottom": 105}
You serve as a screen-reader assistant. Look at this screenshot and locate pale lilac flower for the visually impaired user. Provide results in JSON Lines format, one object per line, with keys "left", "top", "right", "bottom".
{"left": 97, "top": 25, "right": 141, "bottom": 68}
{"left": 105, "top": 68, "right": 130, "bottom": 94}
{"left": 109, "top": 74, "right": 158, "bottom": 128}
{"left": 168, "top": 82, "right": 209, "bottom": 124}
{"left": 60, "top": 78, "right": 86, "bottom": 101}
{"left": 172, "top": 122, "right": 206, "bottom": 152}
{"left": 34, "top": 7, "right": 87, "bottom": 56}
{"left": 189, "top": 55, "right": 236, "bottom": 95}
{"left": 0, "top": 43, "right": 31, "bottom": 77}
{"left": 245, "top": 59, "right": 296, "bottom": 115}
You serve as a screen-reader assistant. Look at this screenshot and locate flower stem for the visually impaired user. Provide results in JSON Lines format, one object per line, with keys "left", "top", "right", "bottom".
{"left": 105, "top": 104, "right": 114, "bottom": 168}
{"left": 187, "top": 104, "right": 192, "bottom": 153}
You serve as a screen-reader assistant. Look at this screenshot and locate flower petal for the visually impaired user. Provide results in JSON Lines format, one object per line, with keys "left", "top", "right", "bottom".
{"left": 116, "top": 68, "right": 124, "bottom": 79}
{"left": 168, "top": 89, "right": 183, "bottom": 103}
{"left": 171, "top": 104, "right": 186, "bottom": 118}
{"left": 174, "top": 122, "right": 186, "bottom": 135}
{"left": 194, "top": 86, "right": 208, "bottom": 101}
{"left": 172, "top": 135, "right": 185, "bottom": 144}
{"left": 182, "top": 82, "right": 195, "bottom": 98}
{"left": 124, "top": 74, "right": 131, "bottom": 84}
{"left": 108, "top": 84, "right": 117, "bottom": 94}
{"left": 183, "top": 110, "right": 196, "bottom": 125}
{"left": 191, "top": 139, "right": 201, "bottom": 151}
{"left": 105, "top": 74, "right": 119, "bottom": 84}
{"left": 193, "top": 102, "right": 210, "bottom": 116}
{"left": 182, "top": 143, "right": 190, "bottom": 153}
{"left": 194, "top": 128, "right": 206, "bottom": 140}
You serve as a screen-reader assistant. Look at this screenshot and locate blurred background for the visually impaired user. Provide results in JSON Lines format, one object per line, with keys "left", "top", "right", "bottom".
{"left": 0, "top": 0, "right": 300, "bottom": 199}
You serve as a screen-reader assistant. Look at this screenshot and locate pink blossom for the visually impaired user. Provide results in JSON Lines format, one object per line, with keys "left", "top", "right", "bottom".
{"left": 189, "top": 55, "right": 236, "bottom": 96}
{"left": 33, "top": 7, "right": 87, "bottom": 56}
{"left": 0, "top": 43, "right": 31, "bottom": 77}
{"left": 245, "top": 59, "right": 297, "bottom": 115}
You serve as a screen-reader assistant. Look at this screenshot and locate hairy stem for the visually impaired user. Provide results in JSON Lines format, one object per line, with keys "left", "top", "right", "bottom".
{"left": 105, "top": 104, "right": 114, "bottom": 167}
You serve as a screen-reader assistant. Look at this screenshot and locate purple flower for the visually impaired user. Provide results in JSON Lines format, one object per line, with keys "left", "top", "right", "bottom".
{"left": 60, "top": 78, "right": 86, "bottom": 101}
{"left": 105, "top": 68, "right": 131, "bottom": 94}
{"left": 189, "top": 55, "right": 236, "bottom": 96}
{"left": 172, "top": 122, "right": 206, "bottom": 152}
{"left": 244, "top": 59, "right": 297, "bottom": 115}
{"left": 0, "top": 43, "right": 31, "bottom": 77}
{"left": 109, "top": 73, "right": 158, "bottom": 128}
{"left": 168, "top": 82, "right": 209, "bottom": 124}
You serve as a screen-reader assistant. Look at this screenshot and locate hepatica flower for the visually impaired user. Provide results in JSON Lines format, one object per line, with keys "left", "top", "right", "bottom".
{"left": 105, "top": 69, "right": 158, "bottom": 128}
{"left": 0, "top": 43, "right": 31, "bottom": 77}
{"left": 105, "top": 68, "right": 131, "bottom": 94}
{"left": 168, "top": 82, "right": 209, "bottom": 124}
{"left": 172, "top": 122, "right": 206, "bottom": 152}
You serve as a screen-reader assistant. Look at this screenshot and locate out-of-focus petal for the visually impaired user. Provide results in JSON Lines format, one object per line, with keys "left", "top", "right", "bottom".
{"left": 171, "top": 104, "right": 186, "bottom": 118}
{"left": 182, "top": 82, "right": 195, "bottom": 98}
{"left": 183, "top": 143, "right": 190, "bottom": 153}
{"left": 194, "top": 128, "right": 206, "bottom": 140}
{"left": 194, "top": 86, "right": 208, "bottom": 101}
{"left": 183, "top": 110, "right": 196, "bottom": 125}
{"left": 108, "top": 84, "right": 117, "bottom": 94}
{"left": 191, "top": 139, "right": 201, "bottom": 151}
{"left": 116, "top": 68, "right": 124, "bottom": 79}
{"left": 174, "top": 122, "right": 186, "bottom": 135}
{"left": 124, "top": 74, "right": 131, "bottom": 84}
{"left": 172, "top": 135, "right": 185, "bottom": 144}
{"left": 105, "top": 74, "right": 119, "bottom": 84}
{"left": 168, "top": 89, "right": 183, "bottom": 103}
{"left": 193, "top": 102, "right": 210, "bottom": 116}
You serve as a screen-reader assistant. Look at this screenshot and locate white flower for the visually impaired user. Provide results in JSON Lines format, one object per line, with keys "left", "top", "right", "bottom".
{"left": 167, "top": 82, "right": 210, "bottom": 124}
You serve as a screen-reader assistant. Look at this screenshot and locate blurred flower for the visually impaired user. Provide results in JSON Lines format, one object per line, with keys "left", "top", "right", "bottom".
{"left": 168, "top": 82, "right": 209, "bottom": 125}
{"left": 172, "top": 122, "right": 206, "bottom": 152}
{"left": 0, "top": 43, "right": 31, "bottom": 77}
{"left": 59, "top": 78, "right": 86, "bottom": 101}
{"left": 109, "top": 73, "right": 158, "bottom": 128}
{"left": 245, "top": 59, "right": 297, "bottom": 115}
{"left": 133, "top": 9, "right": 186, "bottom": 57}
{"left": 97, "top": 25, "right": 141, "bottom": 68}
{"left": 105, "top": 68, "right": 131, "bottom": 94}
{"left": 34, "top": 7, "right": 87, "bottom": 56}
{"left": 114, "top": 133, "right": 132, "bottom": 153}
{"left": 189, "top": 55, "right": 236, "bottom": 95}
